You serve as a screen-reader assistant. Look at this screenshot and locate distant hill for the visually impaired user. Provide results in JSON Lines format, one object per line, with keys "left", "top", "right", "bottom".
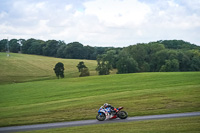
{"left": 156, "top": 40, "right": 200, "bottom": 50}
{"left": 1, "top": 39, "right": 199, "bottom": 61}
{"left": 0, "top": 52, "right": 98, "bottom": 84}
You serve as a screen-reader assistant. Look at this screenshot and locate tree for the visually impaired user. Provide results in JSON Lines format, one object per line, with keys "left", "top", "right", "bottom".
{"left": 116, "top": 52, "right": 139, "bottom": 74}
{"left": 64, "top": 42, "right": 86, "bottom": 59}
{"left": 53, "top": 62, "right": 64, "bottom": 78}
{"left": 103, "top": 49, "right": 119, "bottom": 69}
{"left": 56, "top": 45, "right": 66, "bottom": 58}
{"left": 147, "top": 43, "right": 165, "bottom": 71}
{"left": 124, "top": 44, "right": 148, "bottom": 72}
{"left": 80, "top": 67, "right": 90, "bottom": 77}
{"left": 177, "top": 51, "right": 190, "bottom": 71}
{"left": 157, "top": 40, "right": 200, "bottom": 50}
{"left": 43, "top": 40, "right": 59, "bottom": 57}
{"left": 77, "top": 62, "right": 90, "bottom": 77}
{"left": 152, "top": 49, "right": 179, "bottom": 72}
{"left": 9, "top": 39, "right": 20, "bottom": 53}
{"left": 22, "top": 38, "right": 36, "bottom": 54}
{"left": 0, "top": 39, "right": 7, "bottom": 52}
{"left": 160, "top": 59, "right": 179, "bottom": 72}
{"left": 84, "top": 46, "right": 95, "bottom": 59}
{"left": 187, "top": 50, "right": 200, "bottom": 71}
{"left": 123, "top": 43, "right": 165, "bottom": 72}
{"left": 96, "top": 55, "right": 112, "bottom": 75}
{"left": 28, "top": 41, "right": 44, "bottom": 55}
{"left": 77, "top": 61, "right": 87, "bottom": 72}
{"left": 140, "top": 62, "right": 150, "bottom": 72}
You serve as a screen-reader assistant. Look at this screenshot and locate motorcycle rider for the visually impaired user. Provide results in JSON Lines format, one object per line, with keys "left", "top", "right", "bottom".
{"left": 103, "top": 103, "right": 117, "bottom": 115}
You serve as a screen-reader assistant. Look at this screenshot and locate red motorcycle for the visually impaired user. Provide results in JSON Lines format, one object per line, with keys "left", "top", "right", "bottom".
{"left": 96, "top": 106, "right": 128, "bottom": 121}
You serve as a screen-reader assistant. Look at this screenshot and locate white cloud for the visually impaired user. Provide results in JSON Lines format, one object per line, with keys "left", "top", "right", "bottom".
{"left": 65, "top": 4, "right": 73, "bottom": 11}
{"left": 84, "top": 0, "right": 151, "bottom": 26}
{"left": 167, "top": 0, "right": 179, "bottom": 7}
{"left": 0, "top": 11, "right": 8, "bottom": 19}
{"left": 0, "top": 0, "right": 200, "bottom": 46}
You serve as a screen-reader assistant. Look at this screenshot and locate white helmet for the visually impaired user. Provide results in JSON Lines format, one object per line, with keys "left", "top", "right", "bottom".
{"left": 103, "top": 103, "right": 109, "bottom": 107}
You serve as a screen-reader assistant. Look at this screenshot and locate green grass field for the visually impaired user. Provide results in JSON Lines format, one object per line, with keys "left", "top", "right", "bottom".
{"left": 0, "top": 52, "right": 98, "bottom": 84}
{"left": 20, "top": 116, "right": 200, "bottom": 133}
{"left": 0, "top": 52, "right": 200, "bottom": 130}
{"left": 0, "top": 71, "right": 200, "bottom": 127}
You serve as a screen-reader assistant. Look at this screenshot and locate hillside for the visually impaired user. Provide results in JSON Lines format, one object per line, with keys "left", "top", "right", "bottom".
{"left": 0, "top": 52, "right": 98, "bottom": 84}
{"left": 1, "top": 39, "right": 200, "bottom": 74}
{"left": 0, "top": 72, "right": 199, "bottom": 127}
{"left": 157, "top": 40, "right": 200, "bottom": 50}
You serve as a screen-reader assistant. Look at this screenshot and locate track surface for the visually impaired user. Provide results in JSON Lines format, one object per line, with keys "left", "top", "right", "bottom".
{"left": 0, "top": 112, "right": 200, "bottom": 133}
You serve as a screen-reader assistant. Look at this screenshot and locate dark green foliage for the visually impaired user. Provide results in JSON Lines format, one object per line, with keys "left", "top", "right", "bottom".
{"left": 77, "top": 62, "right": 90, "bottom": 77}
{"left": 84, "top": 46, "right": 96, "bottom": 59}
{"left": 152, "top": 49, "right": 179, "bottom": 71}
{"left": 56, "top": 42, "right": 109, "bottom": 60}
{"left": 116, "top": 52, "right": 139, "bottom": 74}
{"left": 140, "top": 62, "right": 150, "bottom": 72}
{"left": 96, "top": 55, "right": 112, "bottom": 75}
{"left": 77, "top": 61, "right": 87, "bottom": 72}
{"left": 79, "top": 67, "right": 90, "bottom": 77}
{"left": 1, "top": 38, "right": 200, "bottom": 73}
{"left": 53, "top": 62, "right": 64, "bottom": 79}
{"left": 0, "top": 38, "right": 116, "bottom": 60}
{"left": 126, "top": 44, "right": 148, "bottom": 70}
{"left": 187, "top": 50, "right": 200, "bottom": 71}
{"left": 103, "top": 49, "right": 119, "bottom": 69}
{"left": 96, "top": 61, "right": 112, "bottom": 75}
{"left": 95, "top": 48, "right": 121, "bottom": 75}
{"left": 64, "top": 42, "right": 86, "bottom": 59}
{"left": 28, "top": 42, "right": 44, "bottom": 55}
{"left": 0, "top": 39, "right": 25, "bottom": 53}
{"left": 22, "top": 38, "right": 35, "bottom": 54}
{"left": 124, "top": 43, "right": 165, "bottom": 72}
{"left": 43, "top": 40, "right": 59, "bottom": 57}
{"left": 160, "top": 59, "right": 179, "bottom": 72}
{"left": 0, "top": 39, "right": 7, "bottom": 52}
{"left": 121, "top": 41, "right": 200, "bottom": 73}
{"left": 157, "top": 40, "right": 200, "bottom": 50}
{"left": 56, "top": 45, "right": 66, "bottom": 58}
{"left": 9, "top": 39, "right": 20, "bottom": 53}
{"left": 22, "top": 39, "right": 45, "bottom": 55}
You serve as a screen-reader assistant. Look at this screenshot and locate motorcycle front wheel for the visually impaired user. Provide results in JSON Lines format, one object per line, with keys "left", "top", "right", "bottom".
{"left": 118, "top": 111, "right": 128, "bottom": 119}
{"left": 96, "top": 113, "right": 106, "bottom": 121}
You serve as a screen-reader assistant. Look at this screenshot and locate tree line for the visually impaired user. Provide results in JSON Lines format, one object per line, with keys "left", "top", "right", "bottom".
{"left": 96, "top": 41, "right": 200, "bottom": 74}
{"left": 1, "top": 38, "right": 200, "bottom": 74}
{"left": 0, "top": 38, "right": 115, "bottom": 60}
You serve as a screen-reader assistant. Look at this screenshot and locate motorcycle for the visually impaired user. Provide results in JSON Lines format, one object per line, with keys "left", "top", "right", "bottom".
{"left": 96, "top": 106, "right": 128, "bottom": 121}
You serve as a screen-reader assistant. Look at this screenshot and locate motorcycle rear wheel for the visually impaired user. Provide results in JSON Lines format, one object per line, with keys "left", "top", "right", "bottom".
{"left": 118, "top": 111, "right": 128, "bottom": 119}
{"left": 96, "top": 113, "right": 106, "bottom": 121}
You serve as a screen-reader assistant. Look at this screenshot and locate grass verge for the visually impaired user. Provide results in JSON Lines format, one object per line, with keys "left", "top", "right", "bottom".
{"left": 20, "top": 116, "right": 200, "bottom": 133}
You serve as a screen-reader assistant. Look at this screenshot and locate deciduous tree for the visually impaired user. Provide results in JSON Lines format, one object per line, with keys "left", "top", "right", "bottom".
{"left": 116, "top": 52, "right": 139, "bottom": 74}
{"left": 77, "top": 61, "right": 87, "bottom": 72}
{"left": 96, "top": 55, "right": 112, "bottom": 75}
{"left": 53, "top": 62, "right": 64, "bottom": 79}
{"left": 80, "top": 67, "right": 90, "bottom": 77}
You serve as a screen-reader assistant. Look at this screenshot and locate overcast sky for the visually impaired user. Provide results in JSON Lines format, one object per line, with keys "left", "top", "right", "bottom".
{"left": 0, "top": 0, "right": 200, "bottom": 47}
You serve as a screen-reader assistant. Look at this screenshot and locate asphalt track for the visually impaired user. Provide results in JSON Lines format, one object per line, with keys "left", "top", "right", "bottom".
{"left": 0, "top": 112, "right": 200, "bottom": 133}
